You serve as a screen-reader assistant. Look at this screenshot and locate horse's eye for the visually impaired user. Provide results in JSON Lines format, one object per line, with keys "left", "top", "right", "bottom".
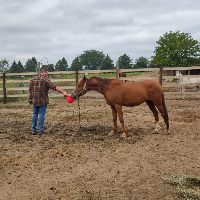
{"left": 78, "top": 85, "right": 81, "bottom": 88}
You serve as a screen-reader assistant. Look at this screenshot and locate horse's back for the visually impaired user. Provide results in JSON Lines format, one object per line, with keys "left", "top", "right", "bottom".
{"left": 107, "top": 79, "right": 163, "bottom": 106}
{"left": 112, "top": 79, "right": 162, "bottom": 93}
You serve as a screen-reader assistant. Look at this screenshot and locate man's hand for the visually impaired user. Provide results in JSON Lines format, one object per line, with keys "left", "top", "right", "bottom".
{"left": 56, "top": 86, "right": 67, "bottom": 97}
{"left": 63, "top": 91, "right": 67, "bottom": 97}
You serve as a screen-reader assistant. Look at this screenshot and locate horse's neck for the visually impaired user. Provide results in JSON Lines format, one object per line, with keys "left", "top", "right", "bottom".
{"left": 88, "top": 85, "right": 104, "bottom": 94}
{"left": 88, "top": 80, "right": 107, "bottom": 95}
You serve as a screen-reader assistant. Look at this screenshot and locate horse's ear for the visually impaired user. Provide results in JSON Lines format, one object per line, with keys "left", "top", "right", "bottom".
{"left": 83, "top": 75, "right": 86, "bottom": 80}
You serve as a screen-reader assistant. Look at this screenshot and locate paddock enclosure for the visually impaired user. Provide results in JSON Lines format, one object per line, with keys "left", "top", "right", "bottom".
{"left": 1, "top": 93, "right": 200, "bottom": 199}
{"left": 1, "top": 67, "right": 200, "bottom": 199}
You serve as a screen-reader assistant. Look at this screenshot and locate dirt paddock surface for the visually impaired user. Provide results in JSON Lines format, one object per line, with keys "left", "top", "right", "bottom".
{"left": 0, "top": 93, "right": 200, "bottom": 200}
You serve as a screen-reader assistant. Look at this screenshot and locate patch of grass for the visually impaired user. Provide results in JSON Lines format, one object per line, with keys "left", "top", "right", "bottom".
{"left": 164, "top": 174, "right": 200, "bottom": 200}
{"left": 0, "top": 80, "right": 31, "bottom": 88}
{"left": 0, "top": 97, "right": 28, "bottom": 104}
{"left": 83, "top": 72, "right": 147, "bottom": 78}
{"left": 60, "top": 72, "right": 147, "bottom": 79}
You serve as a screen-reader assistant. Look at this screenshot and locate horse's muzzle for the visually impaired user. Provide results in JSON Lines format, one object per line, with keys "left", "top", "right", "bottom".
{"left": 71, "top": 93, "right": 77, "bottom": 99}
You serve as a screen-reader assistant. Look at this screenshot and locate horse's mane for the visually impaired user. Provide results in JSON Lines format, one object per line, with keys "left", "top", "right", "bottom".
{"left": 89, "top": 76, "right": 112, "bottom": 85}
{"left": 86, "top": 76, "right": 112, "bottom": 92}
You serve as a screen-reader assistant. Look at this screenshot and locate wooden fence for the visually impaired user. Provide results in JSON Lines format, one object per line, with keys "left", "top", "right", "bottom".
{"left": 161, "top": 66, "right": 200, "bottom": 95}
{"left": 1, "top": 66, "right": 200, "bottom": 103}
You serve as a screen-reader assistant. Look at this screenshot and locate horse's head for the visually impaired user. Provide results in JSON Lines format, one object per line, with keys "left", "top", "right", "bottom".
{"left": 176, "top": 70, "right": 183, "bottom": 76}
{"left": 71, "top": 76, "right": 88, "bottom": 99}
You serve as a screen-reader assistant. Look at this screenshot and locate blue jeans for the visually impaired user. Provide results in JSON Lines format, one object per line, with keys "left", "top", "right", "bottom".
{"left": 32, "top": 104, "right": 47, "bottom": 132}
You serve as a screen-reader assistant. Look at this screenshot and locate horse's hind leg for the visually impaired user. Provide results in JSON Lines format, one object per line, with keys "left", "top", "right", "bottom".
{"left": 154, "top": 103, "right": 169, "bottom": 131}
{"left": 146, "top": 100, "right": 161, "bottom": 133}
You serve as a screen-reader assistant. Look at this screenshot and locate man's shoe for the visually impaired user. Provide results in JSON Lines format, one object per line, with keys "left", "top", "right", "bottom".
{"left": 38, "top": 131, "right": 47, "bottom": 135}
{"left": 31, "top": 131, "right": 37, "bottom": 135}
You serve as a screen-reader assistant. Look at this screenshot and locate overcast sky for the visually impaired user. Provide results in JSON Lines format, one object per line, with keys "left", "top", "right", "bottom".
{"left": 1, "top": 0, "right": 200, "bottom": 67}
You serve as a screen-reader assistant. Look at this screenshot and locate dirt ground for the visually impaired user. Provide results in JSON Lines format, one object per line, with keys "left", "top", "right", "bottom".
{"left": 0, "top": 92, "right": 200, "bottom": 200}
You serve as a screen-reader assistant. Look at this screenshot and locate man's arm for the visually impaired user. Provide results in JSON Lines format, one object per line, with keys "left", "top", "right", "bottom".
{"left": 56, "top": 86, "right": 67, "bottom": 97}
{"left": 46, "top": 78, "right": 67, "bottom": 97}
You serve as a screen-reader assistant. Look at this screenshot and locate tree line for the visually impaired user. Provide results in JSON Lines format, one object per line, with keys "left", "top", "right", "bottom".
{"left": 1, "top": 31, "right": 200, "bottom": 73}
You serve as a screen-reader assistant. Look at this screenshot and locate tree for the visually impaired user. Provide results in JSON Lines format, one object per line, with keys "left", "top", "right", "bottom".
{"left": 24, "top": 57, "right": 38, "bottom": 72}
{"left": 118, "top": 54, "right": 133, "bottom": 69}
{"left": 79, "top": 50, "right": 106, "bottom": 70}
{"left": 10, "top": 60, "right": 18, "bottom": 73}
{"left": 9, "top": 60, "right": 24, "bottom": 73}
{"left": 0, "top": 59, "right": 9, "bottom": 73}
{"left": 17, "top": 61, "right": 24, "bottom": 72}
{"left": 148, "top": 60, "right": 158, "bottom": 68}
{"left": 41, "top": 64, "right": 54, "bottom": 72}
{"left": 152, "top": 31, "right": 200, "bottom": 67}
{"left": 55, "top": 57, "right": 69, "bottom": 71}
{"left": 47, "top": 64, "right": 54, "bottom": 72}
{"left": 100, "top": 55, "right": 114, "bottom": 70}
{"left": 133, "top": 56, "right": 149, "bottom": 69}
{"left": 69, "top": 57, "right": 82, "bottom": 71}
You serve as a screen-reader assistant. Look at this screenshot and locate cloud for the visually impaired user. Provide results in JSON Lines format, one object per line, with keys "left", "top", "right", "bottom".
{"left": 1, "top": 0, "right": 200, "bottom": 67}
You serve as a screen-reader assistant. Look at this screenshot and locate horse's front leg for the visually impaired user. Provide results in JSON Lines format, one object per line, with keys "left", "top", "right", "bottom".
{"left": 108, "top": 106, "right": 118, "bottom": 136}
{"left": 115, "top": 104, "right": 127, "bottom": 137}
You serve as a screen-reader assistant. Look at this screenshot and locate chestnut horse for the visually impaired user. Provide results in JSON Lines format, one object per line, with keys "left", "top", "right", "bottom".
{"left": 71, "top": 76, "right": 169, "bottom": 137}
{"left": 119, "top": 72, "right": 127, "bottom": 82}
{"left": 119, "top": 72, "right": 126, "bottom": 77}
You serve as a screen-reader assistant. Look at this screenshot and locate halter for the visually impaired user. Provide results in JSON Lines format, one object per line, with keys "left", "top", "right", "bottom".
{"left": 72, "top": 79, "right": 87, "bottom": 99}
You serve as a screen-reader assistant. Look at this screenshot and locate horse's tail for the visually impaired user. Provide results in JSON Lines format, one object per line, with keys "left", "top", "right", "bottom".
{"left": 162, "top": 93, "right": 169, "bottom": 130}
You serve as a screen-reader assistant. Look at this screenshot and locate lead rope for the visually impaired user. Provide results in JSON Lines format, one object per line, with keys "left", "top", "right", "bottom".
{"left": 72, "top": 80, "right": 87, "bottom": 133}
{"left": 78, "top": 98, "right": 81, "bottom": 131}
{"left": 76, "top": 80, "right": 87, "bottom": 131}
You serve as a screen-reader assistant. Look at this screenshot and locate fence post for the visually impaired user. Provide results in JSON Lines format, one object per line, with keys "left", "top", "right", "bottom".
{"left": 159, "top": 67, "right": 163, "bottom": 85}
{"left": 116, "top": 62, "right": 119, "bottom": 79}
{"left": 37, "top": 62, "right": 40, "bottom": 74}
{"left": 75, "top": 70, "right": 78, "bottom": 86}
{"left": 3, "top": 73, "right": 6, "bottom": 104}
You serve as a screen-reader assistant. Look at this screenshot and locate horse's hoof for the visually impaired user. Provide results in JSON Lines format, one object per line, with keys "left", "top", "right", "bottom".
{"left": 120, "top": 134, "right": 127, "bottom": 138}
{"left": 152, "top": 129, "right": 159, "bottom": 134}
{"left": 108, "top": 132, "right": 115, "bottom": 136}
{"left": 166, "top": 130, "right": 171, "bottom": 135}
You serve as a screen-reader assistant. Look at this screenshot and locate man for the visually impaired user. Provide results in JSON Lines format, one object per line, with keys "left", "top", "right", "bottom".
{"left": 28, "top": 67, "right": 67, "bottom": 135}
